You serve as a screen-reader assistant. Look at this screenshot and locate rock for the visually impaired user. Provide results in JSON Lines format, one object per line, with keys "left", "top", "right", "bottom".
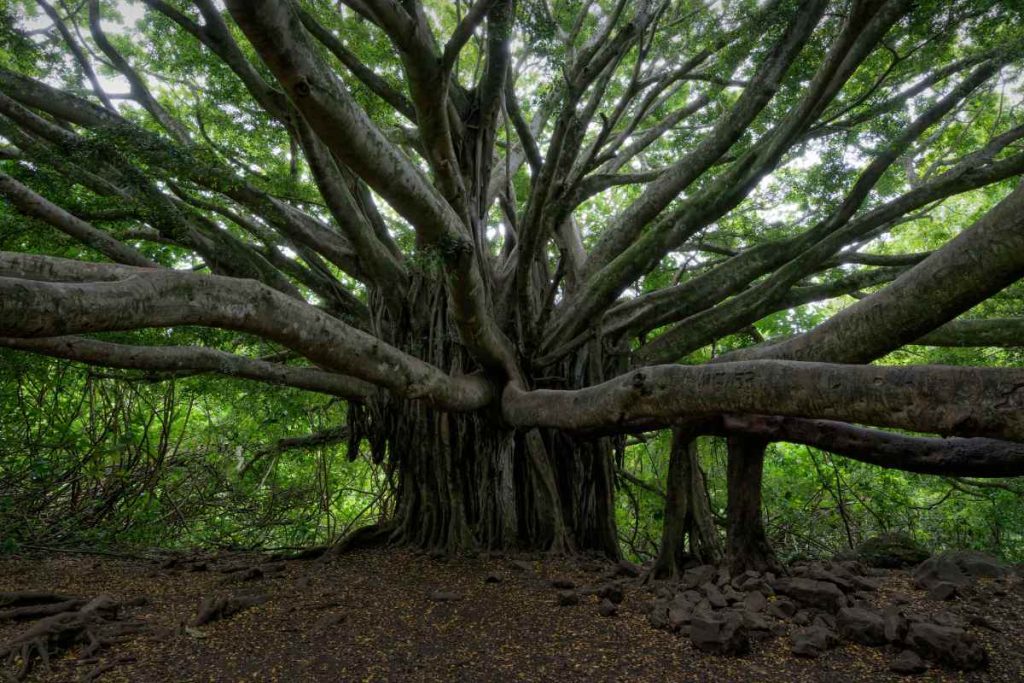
{"left": 926, "top": 581, "right": 957, "bottom": 601}
{"left": 837, "top": 607, "right": 887, "bottom": 645}
{"left": 767, "top": 597, "right": 797, "bottom": 620}
{"left": 889, "top": 649, "right": 927, "bottom": 675}
{"left": 930, "top": 610, "right": 965, "bottom": 629}
{"left": 615, "top": 559, "right": 641, "bottom": 578}
{"left": 792, "top": 610, "right": 812, "bottom": 626}
{"left": 690, "top": 610, "right": 750, "bottom": 655}
{"left": 883, "top": 606, "right": 909, "bottom": 643}
{"left": 510, "top": 560, "right": 534, "bottom": 572}
{"left": 647, "top": 600, "right": 669, "bottom": 629}
{"left": 791, "top": 625, "right": 838, "bottom": 658}
{"left": 806, "top": 569, "right": 855, "bottom": 592}
{"left": 701, "top": 582, "right": 728, "bottom": 609}
{"left": 806, "top": 564, "right": 881, "bottom": 592}
{"left": 598, "top": 598, "right": 618, "bottom": 617}
{"left": 856, "top": 533, "right": 929, "bottom": 569}
{"left": 722, "top": 585, "right": 744, "bottom": 605}
{"left": 550, "top": 578, "right": 576, "bottom": 589}
{"left": 429, "top": 590, "right": 461, "bottom": 602}
{"left": 679, "top": 589, "right": 702, "bottom": 605}
{"left": 905, "top": 622, "right": 988, "bottom": 671}
{"left": 914, "top": 551, "right": 1010, "bottom": 589}
{"left": 668, "top": 605, "right": 691, "bottom": 631}
{"left": 743, "top": 591, "right": 767, "bottom": 613}
{"left": 812, "top": 613, "right": 836, "bottom": 631}
{"left": 484, "top": 573, "right": 502, "bottom": 584}
{"left": 683, "top": 565, "right": 717, "bottom": 588}
{"left": 731, "top": 570, "right": 761, "bottom": 590}
{"left": 597, "top": 584, "right": 624, "bottom": 604}
{"left": 715, "top": 567, "right": 732, "bottom": 588}
{"left": 741, "top": 610, "right": 774, "bottom": 631}
{"left": 556, "top": 590, "right": 579, "bottom": 606}
{"left": 772, "top": 577, "right": 846, "bottom": 613}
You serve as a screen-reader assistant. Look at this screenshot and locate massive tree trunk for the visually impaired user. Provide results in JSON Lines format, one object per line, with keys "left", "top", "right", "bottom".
{"left": 726, "top": 436, "right": 782, "bottom": 574}
{"left": 347, "top": 277, "right": 620, "bottom": 555}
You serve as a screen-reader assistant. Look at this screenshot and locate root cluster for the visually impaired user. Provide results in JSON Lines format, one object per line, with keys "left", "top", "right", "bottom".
{"left": 0, "top": 591, "right": 148, "bottom": 681}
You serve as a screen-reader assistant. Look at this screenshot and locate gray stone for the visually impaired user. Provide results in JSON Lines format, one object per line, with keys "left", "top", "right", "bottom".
{"left": 856, "top": 533, "right": 929, "bottom": 569}
{"left": 668, "top": 604, "right": 691, "bottom": 630}
{"left": 701, "top": 582, "right": 729, "bottom": 609}
{"left": 741, "top": 610, "right": 774, "bottom": 631}
{"left": 791, "top": 625, "right": 838, "bottom": 658}
{"left": 772, "top": 577, "right": 846, "bottom": 613}
{"left": 767, "top": 596, "right": 797, "bottom": 620}
{"left": 812, "top": 613, "right": 836, "bottom": 631}
{"left": 597, "top": 584, "right": 624, "bottom": 604}
{"left": 914, "top": 551, "right": 1010, "bottom": 589}
{"left": 927, "top": 581, "right": 957, "bottom": 601}
{"left": 883, "top": 606, "right": 909, "bottom": 643}
{"left": 837, "top": 607, "right": 886, "bottom": 645}
{"left": 683, "top": 564, "right": 717, "bottom": 588}
{"left": 556, "top": 590, "right": 579, "bottom": 606}
{"left": 743, "top": 591, "right": 767, "bottom": 613}
{"left": 691, "top": 610, "right": 750, "bottom": 655}
{"left": 722, "top": 585, "right": 744, "bottom": 605}
{"left": 905, "top": 622, "right": 988, "bottom": 671}
{"left": 598, "top": 598, "right": 618, "bottom": 617}
{"left": 647, "top": 600, "right": 669, "bottom": 629}
{"left": 890, "top": 649, "right": 927, "bottom": 675}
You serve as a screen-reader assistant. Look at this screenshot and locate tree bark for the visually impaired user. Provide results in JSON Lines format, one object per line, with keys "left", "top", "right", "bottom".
{"left": 726, "top": 435, "right": 782, "bottom": 574}
{"left": 651, "top": 429, "right": 721, "bottom": 579}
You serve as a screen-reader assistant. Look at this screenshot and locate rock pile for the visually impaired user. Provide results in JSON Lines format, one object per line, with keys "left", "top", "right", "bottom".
{"left": 643, "top": 557, "right": 997, "bottom": 673}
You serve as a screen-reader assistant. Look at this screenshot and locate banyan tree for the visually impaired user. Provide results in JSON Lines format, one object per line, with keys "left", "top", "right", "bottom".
{"left": 1, "top": 0, "right": 1024, "bottom": 576}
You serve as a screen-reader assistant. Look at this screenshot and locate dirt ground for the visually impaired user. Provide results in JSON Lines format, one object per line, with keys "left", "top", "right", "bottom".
{"left": 0, "top": 547, "right": 1022, "bottom": 682}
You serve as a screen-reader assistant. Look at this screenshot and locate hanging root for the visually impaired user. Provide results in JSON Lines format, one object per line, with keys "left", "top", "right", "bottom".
{"left": 0, "top": 594, "right": 147, "bottom": 681}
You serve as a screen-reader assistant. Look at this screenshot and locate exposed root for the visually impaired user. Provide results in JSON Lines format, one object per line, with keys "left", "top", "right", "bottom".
{"left": 322, "top": 523, "right": 394, "bottom": 561}
{"left": 0, "top": 592, "right": 76, "bottom": 609}
{"left": 0, "top": 594, "right": 151, "bottom": 681}
{"left": 0, "top": 599, "right": 87, "bottom": 622}
{"left": 193, "top": 593, "right": 267, "bottom": 626}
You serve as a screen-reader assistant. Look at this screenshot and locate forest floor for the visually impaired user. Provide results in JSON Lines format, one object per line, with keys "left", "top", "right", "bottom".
{"left": 0, "top": 547, "right": 1022, "bottom": 682}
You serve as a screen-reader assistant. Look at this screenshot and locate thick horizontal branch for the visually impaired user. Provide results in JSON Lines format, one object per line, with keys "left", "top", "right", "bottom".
{"left": 0, "top": 251, "right": 157, "bottom": 282}
{"left": 915, "top": 318, "right": 1024, "bottom": 348}
{"left": 0, "top": 336, "right": 377, "bottom": 401}
{"left": 502, "top": 361, "right": 1024, "bottom": 441}
{"left": 0, "top": 260, "right": 490, "bottom": 411}
{"left": 718, "top": 414, "right": 1024, "bottom": 478}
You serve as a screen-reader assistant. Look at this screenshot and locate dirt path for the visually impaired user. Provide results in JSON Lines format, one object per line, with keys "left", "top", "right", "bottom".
{"left": 0, "top": 548, "right": 1021, "bottom": 682}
